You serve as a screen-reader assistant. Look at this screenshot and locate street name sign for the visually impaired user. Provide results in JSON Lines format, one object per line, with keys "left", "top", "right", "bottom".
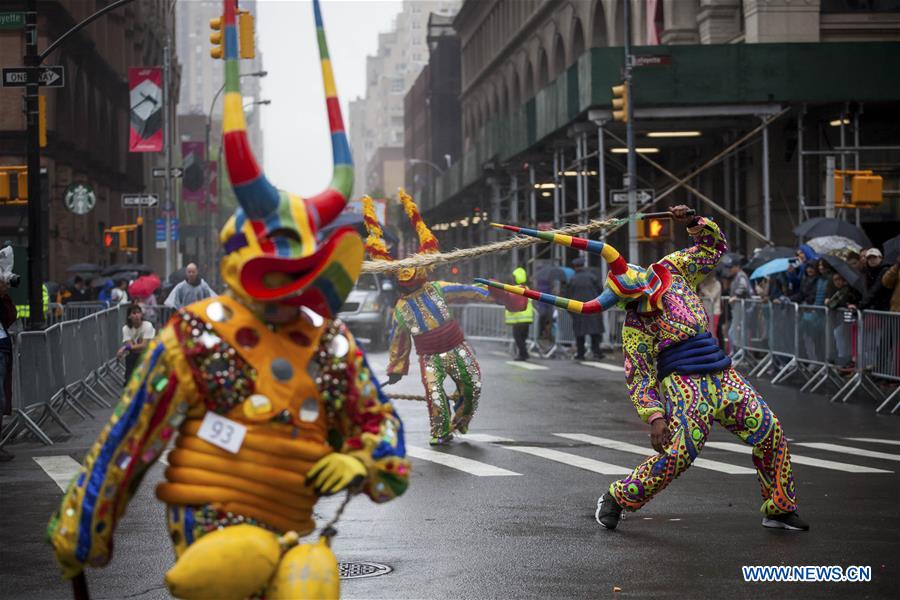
{"left": 632, "top": 55, "right": 672, "bottom": 68}
{"left": 1, "top": 66, "right": 65, "bottom": 88}
{"left": 122, "top": 193, "right": 159, "bottom": 208}
{"left": 0, "top": 12, "right": 25, "bottom": 29}
{"left": 152, "top": 167, "right": 183, "bottom": 178}
{"left": 610, "top": 188, "right": 654, "bottom": 206}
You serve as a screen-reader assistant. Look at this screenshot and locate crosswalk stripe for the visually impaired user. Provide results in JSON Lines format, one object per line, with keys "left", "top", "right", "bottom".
{"left": 705, "top": 441, "right": 892, "bottom": 474}
{"left": 458, "top": 433, "right": 515, "bottom": 443}
{"left": 843, "top": 437, "right": 900, "bottom": 446}
{"left": 578, "top": 361, "right": 625, "bottom": 372}
{"left": 501, "top": 446, "right": 631, "bottom": 475}
{"left": 794, "top": 442, "right": 900, "bottom": 462}
{"left": 33, "top": 456, "right": 82, "bottom": 493}
{"left": 405, "top": 446, "right": 521, "bottom": 477}
{"left": 505, "top": 361, "right": 548, "bottom": 371}
{"left": 554, "top": 433, "right": 757, "bottom": 475}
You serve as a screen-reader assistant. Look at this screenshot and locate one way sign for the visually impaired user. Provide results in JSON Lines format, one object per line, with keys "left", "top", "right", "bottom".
{"left": 1, "top": 65, "right": 65, "bottom": 88}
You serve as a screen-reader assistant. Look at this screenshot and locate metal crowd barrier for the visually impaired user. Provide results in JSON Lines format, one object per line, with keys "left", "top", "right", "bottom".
{"left": 727, "top": 298, "right": 899, "bottom": 414}
{"left": 1, "top": 305, "right": 127, "bottom": 447}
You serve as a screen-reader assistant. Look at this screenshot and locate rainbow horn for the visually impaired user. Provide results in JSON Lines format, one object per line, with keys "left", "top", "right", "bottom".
{"left": 474, "top": 278, "right": 619, "bottom": 315}
{"left": 221, "top": 0, "right": 280, "bottom": 219}
{"left": 490, "top": 222, "right": 628, "bottom": 275}
{"left": 304, "top": 0, "right": 352, "bottom": 228}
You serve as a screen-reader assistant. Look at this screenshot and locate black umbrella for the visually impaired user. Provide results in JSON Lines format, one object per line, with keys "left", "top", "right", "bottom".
{"left": 534, "top": 265, "right": 571, "bottom": 284}
{"left": 745, "top": 246, "right": 795, "bottom": 273}
{"left": 168, "top": 267, "right": 187, "bottom": 285}
{"left": 66, "top": 263, "right": 101, "bottom": 274}
{"left": 89, "top": 277, "right": 112, "bottom": 288}
{"left": 882, "top": 234, "right": 900, "bottom": 264}
{"left": 822, "top": 255, "right": 865, "bottom": 294}
{"left": 794, "top": 217, "right": 871, "bottom": 248}
{"left": 102, "top": 263, "right": 154, "bottom": 276}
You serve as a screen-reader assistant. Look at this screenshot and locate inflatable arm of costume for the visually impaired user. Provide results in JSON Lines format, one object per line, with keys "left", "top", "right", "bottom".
{"left": 327, "top": 323, "right": 409, "bottom": 501}
{"left": 657, "top": 217, "right": 727, "bottom": 290}
{"left": 435, "top": 281, "right": 493, "bottom": 304}
{"left": 387, "top": 309, "right": 413, "bottom": 377}
{"left": 48, "top": 333, "right": 190, "bottom": 579}
{"left": 621, "top": 318, "right": 665, "bottom": 424}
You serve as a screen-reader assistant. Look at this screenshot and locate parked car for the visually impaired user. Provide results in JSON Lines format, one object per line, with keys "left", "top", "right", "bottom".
{"left": 338, "top": 273, "right": 396, "bottom": 350}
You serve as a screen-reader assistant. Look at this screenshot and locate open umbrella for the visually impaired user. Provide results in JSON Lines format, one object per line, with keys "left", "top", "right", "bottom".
{"left": 129, "top": 274, "right": 161, "bottom": 299}
{"left": 794, "top": 217, "right": 871, "bottom": 247}
{"left": 806, "top": 235, "right": 861, "bottom": 257}
{"left": 89, "top": 276, "right": 112, "bottom": 288}
{"left": 821, "top": 255, "right": 865, "bottom": 294}
{"left": 66, "top": 263, "right": 101, "bottom": 274}
{"left": 102, "top": 263, "right": 154, "bottom": 276}
{"left": 745, "top": 246, "right": 795, "bottom": 272}
{"left": 535, "top": 265, "right": 573, "bottom": 284}
{"left": 750, "top": 258, "right": 794, "bottom": 281}
{"left": 882, "top": 234, "right": 900, "bottom": 264}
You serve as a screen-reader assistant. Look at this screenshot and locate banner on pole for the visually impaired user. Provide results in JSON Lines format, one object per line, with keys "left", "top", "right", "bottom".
{"left": 181, "top": 141, "right": 205, "bottom": 202}
{"left": 128, "top": 67, "right": 163, "bottom": 152}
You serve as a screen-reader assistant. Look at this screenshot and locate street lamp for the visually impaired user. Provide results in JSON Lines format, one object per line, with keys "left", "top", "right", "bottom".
{"left": 407, "top": 158, "right": 446, "bottom": 176}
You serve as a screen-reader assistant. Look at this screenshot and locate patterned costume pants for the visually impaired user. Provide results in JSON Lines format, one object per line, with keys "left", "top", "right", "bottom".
{"left": 419, "top": 342, "right": 482, "bottom": 441}
{"left": 610, "top": 367, "right": 797, "bottom": 516}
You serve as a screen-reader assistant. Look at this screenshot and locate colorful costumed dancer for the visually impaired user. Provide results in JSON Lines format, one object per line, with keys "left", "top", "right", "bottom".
{"left": 478, "top": 206, "right": 808, "bottom": 532}
{"left": 47, "top": 2, "right": 409, "bottom": 599}
{"left": 363, "top": 191, "right": 498, "bottom": 445}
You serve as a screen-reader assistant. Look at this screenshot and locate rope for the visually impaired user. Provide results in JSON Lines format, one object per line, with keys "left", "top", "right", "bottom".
{"left": 361, "top": 216, "right": 628, "bottom": 274}
{"left": 319, "top": 491, "right": 353, "bottom": 540}
{"left": 386, "top": 393, "right": 428, "bottom": 402}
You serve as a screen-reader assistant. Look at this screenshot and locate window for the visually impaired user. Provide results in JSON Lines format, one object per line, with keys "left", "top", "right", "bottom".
{"left": 390, "top": 77, "right": 404, "bottom": 93}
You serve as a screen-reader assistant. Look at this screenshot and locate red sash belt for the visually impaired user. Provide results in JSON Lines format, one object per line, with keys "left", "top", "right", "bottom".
{"left": 413, "top": 319, "right": 465, "bottom": 355}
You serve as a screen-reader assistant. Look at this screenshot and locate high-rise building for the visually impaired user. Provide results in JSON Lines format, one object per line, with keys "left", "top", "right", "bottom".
{"left": 348, "top": 0, "right": 461, "bottom": 200}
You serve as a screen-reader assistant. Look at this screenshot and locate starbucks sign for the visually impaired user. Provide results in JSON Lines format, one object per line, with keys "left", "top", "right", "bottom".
{"left": 64, "top": 182, "right": 96, "bottom": 215}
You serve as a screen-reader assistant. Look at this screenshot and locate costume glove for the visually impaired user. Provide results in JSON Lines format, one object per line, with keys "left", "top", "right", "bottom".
{"left": 306, "top": 453, "right": 367, "bottom": 496}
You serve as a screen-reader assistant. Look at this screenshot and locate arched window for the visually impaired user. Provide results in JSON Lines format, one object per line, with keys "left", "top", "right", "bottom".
{"left": 553, "top": 34, "right": 566, "bottom": 77}
{"left": 523, "top": 59, "right": 535, "bottom": 101}
{"left": 510, "top": 68, "right": 521, "bottom": 108}
{"left": 537, "top": 47, "right": 549, "bottom": 89}
{"left": 591, "top": 0, "right": 610, "bottom": 47}
{"left": 572, "top": 18, "right": 586, "bottom": 62}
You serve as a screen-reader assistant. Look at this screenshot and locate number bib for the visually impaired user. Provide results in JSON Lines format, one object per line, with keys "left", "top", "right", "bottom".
{"left": 197, "top": 411, "right": 247, "bottom": 454}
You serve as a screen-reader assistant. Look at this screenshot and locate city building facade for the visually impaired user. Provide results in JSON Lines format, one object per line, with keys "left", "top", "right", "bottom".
{"left": 419, "top": 0, "right": 900, "bottom": 281}
{"left": 0, "top": 0, "right": 181, "bottom": 285}
{"left": 348, "top": 0, "right": 461, "bottom": 201}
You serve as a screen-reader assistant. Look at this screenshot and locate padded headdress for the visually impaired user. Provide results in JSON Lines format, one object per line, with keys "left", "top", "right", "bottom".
{"left": 218, "top": 0, "right": 361, "bottom": 318}
{"left": 476, "top": 224, "right": 671, "bottom": 315}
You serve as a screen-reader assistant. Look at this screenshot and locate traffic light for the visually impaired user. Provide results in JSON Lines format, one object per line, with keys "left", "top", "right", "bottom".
{"left": 238, "top": 10, "right": 255, "bottom": 59}
{"left": 103, "top": 224, "right": 140, "bottom": 253}
{"left": 637, "top": 218, "right": 672, "bottom": 241}
{"left": 835, "top": 170, "right": 884, "bottom": 208}
{"left": 0, "top": 166, "right": 27, "bottom": 203}
{"left": 611, "top": 82, "right": 628, "bottom": 123}
{"left": 104, "top": 232, "right": 115, "bottom": 248}
{"left": 210, "top": 16, "right": 224, "bottom": 59}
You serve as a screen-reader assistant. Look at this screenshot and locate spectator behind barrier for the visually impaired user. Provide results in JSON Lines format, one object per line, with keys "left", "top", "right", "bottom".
{"left": 881, "top": 253, "right": 900, "bottom": 313}
{"left": 117, "top": 304, "right": 156, "bottom": 382}
{"left": 825, "top": 273, "right": 861, "bottom": 369}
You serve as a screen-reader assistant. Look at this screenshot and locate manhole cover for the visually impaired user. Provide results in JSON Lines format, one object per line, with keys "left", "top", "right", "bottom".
{"left": 339, "top": 561, "right": 393, "bottom": 580}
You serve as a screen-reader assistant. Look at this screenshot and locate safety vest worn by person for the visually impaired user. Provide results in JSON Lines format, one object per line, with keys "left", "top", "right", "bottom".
{"left": 15, "top": 284, "right": 49, "bottom": 319}
{"left": 505, "top": 267, "right": 534, "bottom": 324}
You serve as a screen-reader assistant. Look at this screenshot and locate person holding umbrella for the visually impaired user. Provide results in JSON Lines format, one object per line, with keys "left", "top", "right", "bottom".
{"left": 568, "top": 257, "right": 605, "bottom": 361}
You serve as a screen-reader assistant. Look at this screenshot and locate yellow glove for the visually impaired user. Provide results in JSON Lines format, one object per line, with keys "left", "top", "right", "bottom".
{"left": 306, "top": 453, "right": 367, "bottom": 496}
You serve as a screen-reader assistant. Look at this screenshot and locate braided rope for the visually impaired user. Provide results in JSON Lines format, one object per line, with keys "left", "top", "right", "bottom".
{"left": 386, "top": 393, "right": 428, "bottom": 402}
{"left": 361, "top": 216, "right": 628, "bottom": 274}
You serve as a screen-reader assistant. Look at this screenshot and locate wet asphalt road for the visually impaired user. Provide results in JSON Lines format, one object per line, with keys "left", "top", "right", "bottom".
{"left": 1, "top": 342, "right": 898, "bottom": 600}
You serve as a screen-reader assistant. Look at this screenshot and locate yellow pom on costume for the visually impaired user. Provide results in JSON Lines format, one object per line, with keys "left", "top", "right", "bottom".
{"left": 164, "top": 524, "right": 280, "bottom": 600}
{"left": 268, "top": 536, "right": 340, "bottom": 600}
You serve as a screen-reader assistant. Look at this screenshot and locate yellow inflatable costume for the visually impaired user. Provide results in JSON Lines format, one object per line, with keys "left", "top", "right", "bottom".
{"left": 47, "top": 2, "right": 409, "bottom": 598}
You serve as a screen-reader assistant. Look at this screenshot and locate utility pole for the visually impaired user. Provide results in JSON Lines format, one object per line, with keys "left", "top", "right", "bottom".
{"left": 623, "top": 0, "right": 638, "bottom": 263}
{"left": 24, "top": 0, "right": 43, "bottom": 329}
{"left": 163, "top": 36, "right": 173, "bottom": 277}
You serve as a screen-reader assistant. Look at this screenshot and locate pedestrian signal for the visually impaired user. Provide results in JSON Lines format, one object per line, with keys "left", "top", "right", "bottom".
{"left": 209, "top": 16, "right": 224, "bottom": 59}
{"left": 0, "top": 166, "right": 27, "bottom": 203}
{"left": 611, "top": 83, "right": 629, "bottom": 123}
{"left": 637, "top": 218, "right": 672, "bottom": 241}
{"left": 104, "top": 232, "right": 114, "bottom": 248}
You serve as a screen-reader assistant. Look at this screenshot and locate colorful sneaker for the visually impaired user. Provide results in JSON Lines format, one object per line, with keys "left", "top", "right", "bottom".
{"left": 762, "top": 512, "right": 810, "bottom": 531}
{"left": 429, "top": 433, "right": 453, "bottom": 446}
{"left": 595, "top": 492, "right": 623, "bottom": 530}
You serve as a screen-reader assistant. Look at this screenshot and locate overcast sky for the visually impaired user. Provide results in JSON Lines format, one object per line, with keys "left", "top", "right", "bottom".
{"left": 257, "top": 0, "right": 403, "bottom": 196}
